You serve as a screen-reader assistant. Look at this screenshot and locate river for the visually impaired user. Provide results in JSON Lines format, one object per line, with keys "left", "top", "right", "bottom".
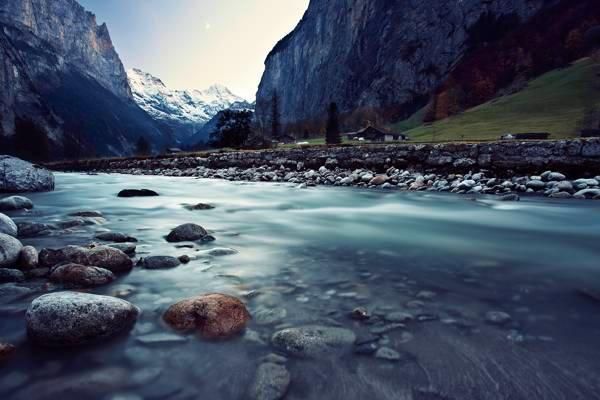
{"left": 1, "top": 173, "right": 600, "bottom": 399}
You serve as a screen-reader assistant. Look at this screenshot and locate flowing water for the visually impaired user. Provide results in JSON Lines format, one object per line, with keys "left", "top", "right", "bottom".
{"left": 2, "top": 173, "right": 600, "bottom": 399}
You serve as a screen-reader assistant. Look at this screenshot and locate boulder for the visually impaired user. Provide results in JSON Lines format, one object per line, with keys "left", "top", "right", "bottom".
{"left": 18, "top": 246, "right": 39, "bottom": 270}
{"left": 166, "top": 223, "right": 209, "bottom": 242}
{"left": 26, "top": 292, "right": 139, "bottom": 347}
{"left": 68, "top": 211, "right": 104, "bottom": 218}
{"left": 50, "top": 263, "right": 116, "bottom": 287}
{"left": 105, "top": 242, "right": 136, "bottom": 255}
{"left": 0, "top": 196, "right": 33, "bottom": 211}
{"left": 16, "top": 222, "right": 58, "bottom": 238}
{"left": 250, "top": 362, "right": 291, "bottom": 400}
{"left": 39, "top": 245, "right": 133, "bottom": 273}
{"left": 0, "top": 212, "right": 17, "bottom": 237}
{"left": 95, "top": 232, "right": 138, "bottom": 243}
{"left": 140, "top": 256, "right": 181, "bottom": 270}
{"left": 117, "top": 189, "right": 159, "bottom": 198}
{"left": 0, "top": 156, "right": 54, "bottom": 192}
{"left": 271, "top": 326, "right": 356, "bottom": 358}
{"left": 0, "top": 233, "right": 23, "bottom": 267}
{"left": 0, "top": 268, "right": 25, "bottom": 283}
{"left": 163, "top": 293, "right": 251, "bottom": 339}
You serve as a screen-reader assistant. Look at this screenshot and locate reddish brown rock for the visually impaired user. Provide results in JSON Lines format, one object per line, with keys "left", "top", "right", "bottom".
{"left": 0, "top": 343, "right": 16, "bottom": 363}
{"left": 39, "top": 245, "right": 133, "bottom": 273}
{"left": 163, "top": 293, "right": 251, "bottom": 339}
{"left": 50, "top": 263, "right": 115, "bottom": 287}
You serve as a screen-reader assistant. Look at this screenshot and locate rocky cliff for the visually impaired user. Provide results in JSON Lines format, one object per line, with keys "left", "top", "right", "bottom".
{"left": 0, "top": 0, "right": 167, "bottom": 158}
{"left": 255, "top": 0, "right": 554, "bottom": 134}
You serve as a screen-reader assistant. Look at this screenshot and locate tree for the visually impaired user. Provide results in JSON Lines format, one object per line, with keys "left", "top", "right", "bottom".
{"left": 325, "top": 102, "right": 342, "bottom": 145}
{"left": 270, "top": 91, "right": 280, "bottom": 140}
{"left": 210, "top": 110, "right": 253, "bottom": 148}
{"left": 135, "top": 136, "right": 151, "bottom": 156}
{"left": 303, "top": 130, "right": 309, "bottom": 140}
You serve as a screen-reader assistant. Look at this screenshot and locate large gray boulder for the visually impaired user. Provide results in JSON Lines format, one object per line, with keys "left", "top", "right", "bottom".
{"left": 0, "top": 233, "right": 22, "bottom": 267}
{"left": 0, "top": 156, "right": 54, "bottom": 192}
{"left": 26, "top": 292, "right": 139, "bottom": 347}
{"left": 0, "top": 196, "right": 34, "bottom": 211}
{"left": 0, "top": 212, "right": 17, "bottom": 236}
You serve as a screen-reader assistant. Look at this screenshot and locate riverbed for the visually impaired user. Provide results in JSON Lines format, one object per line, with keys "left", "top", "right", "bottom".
{"left": 2, "top": 173, "right": 600, "bottom": 399}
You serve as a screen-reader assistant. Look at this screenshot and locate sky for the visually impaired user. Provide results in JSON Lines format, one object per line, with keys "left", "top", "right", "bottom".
{"left": 78, "top": 0, "right": 309, "bottom": 100}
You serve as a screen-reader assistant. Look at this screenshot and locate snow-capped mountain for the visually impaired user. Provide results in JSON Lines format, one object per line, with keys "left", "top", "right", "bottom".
{"left": 127, "top": 68, "right": 251, "bottom": 143}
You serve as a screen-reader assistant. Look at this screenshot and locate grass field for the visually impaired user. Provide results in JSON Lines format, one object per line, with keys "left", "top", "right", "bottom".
{"left": 400, "top": 57, "right": 600, "bottom": 141}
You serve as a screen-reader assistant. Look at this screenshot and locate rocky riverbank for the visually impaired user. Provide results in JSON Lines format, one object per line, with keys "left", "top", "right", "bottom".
{"left": 49, "top": 139, "right": 600, "bottom": 199}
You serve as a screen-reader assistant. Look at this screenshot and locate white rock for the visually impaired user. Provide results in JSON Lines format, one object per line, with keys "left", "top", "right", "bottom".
{"left": 0, "top": 233, "right": 22, "bottom": 267}
{"left": 0, "top": 156, "right": 54, "bottom": 192}
{"left": 0, "top": 213, "right": 17, "bottom": 237}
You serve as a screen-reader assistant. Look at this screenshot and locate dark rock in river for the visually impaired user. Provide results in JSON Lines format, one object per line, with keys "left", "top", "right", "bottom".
{"left": 16, "top": 222, "right": 58, "bottom": 238}
{"left": 0, "top": 233, "right": 23, "bottom": 267}
{"left": 26, "top": 292, "right": 139, "bottom": 347}
{"left": 68, "top": 210, "right": 104, "bottom": 218}
{"left": 0, "top": 212, "right": 17, "bottom": 237}
{"left": 0, "top": 196, "right": 33, "bottom": 211}
{"left": 183, "top": 203, "right": 215, "bottom": 211}
{"left": 163, "top": 293, "right": 251, "bottom": 339}
{"left": 39, "top": 245, "right": 133, "bottom": 273}
{"left": 140, "top": 256, "right": 181, "bottom": 270}
{"left": 0, "top": 342, "right": 16, "bottom": 363}
{"left": 250, "top": 362, "right": 291, "bottom": 400}
{"left": 95, "top": 232, "right": 138, "bottom": 243}
{"left": 50, "top": 263, "right": 116, "bottom": 287}
{"left": 485, "top": 311, "right": 512, "bottom": 325}
{"left": 18, "top": 246, "right": 39, "bottom": 270}
{"left": 117, "top": 189, "right": 159, "bottom": 197}
{"left": 271, "top": 326, "right": 356, "bottom": 358}
{"left": 0, "top": 156, "right": 55, "bottom": 193}
{"left": 0, "top": 268, "right": 25, "bottom": 283}
{"left": 166, "top": 223, "right": 209, "bottom": 242}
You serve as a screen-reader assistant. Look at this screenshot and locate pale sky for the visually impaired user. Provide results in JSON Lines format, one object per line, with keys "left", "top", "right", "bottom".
{"left": 78, "top": 0, "right": 309, "bottom": 100}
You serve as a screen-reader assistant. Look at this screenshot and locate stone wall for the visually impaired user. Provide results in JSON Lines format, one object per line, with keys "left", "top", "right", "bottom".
{"left": 49, "top": 139, "right": 600, "bottom": 177}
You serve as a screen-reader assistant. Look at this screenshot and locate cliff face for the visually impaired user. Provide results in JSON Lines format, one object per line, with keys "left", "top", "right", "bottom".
{"left": 0, "top": 0, "right": 166, "bottom": 158}
{"left": 255, "top": 0, "right": 554, "bottom": 133}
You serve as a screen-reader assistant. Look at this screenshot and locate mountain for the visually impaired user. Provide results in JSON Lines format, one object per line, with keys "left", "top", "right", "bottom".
{"left": 127, "top": 68, "right": 251, "bottom": 144}
{"left": 255, "top": 0, "right": 555, "bottom": 135}
{"left": 0, "top": 0, "right": 169, "bottom": 159}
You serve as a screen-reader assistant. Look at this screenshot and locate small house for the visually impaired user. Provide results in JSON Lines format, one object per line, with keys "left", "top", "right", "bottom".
{"left": 343, "top": 126, "right": 408, "bottom": 142}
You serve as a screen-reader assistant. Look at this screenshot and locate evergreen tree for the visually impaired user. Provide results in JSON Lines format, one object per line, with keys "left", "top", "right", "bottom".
{"left": 210, "top": 110, "right": 253, "bottom": 148}
{"left": 325, "top": 102, "right": 341, "bottom": 145}
{"left": 271, "top": 91, "right": 280, "bottom": 140}
{"left": 135, "top": 136, "right": 151, "bottom": 156}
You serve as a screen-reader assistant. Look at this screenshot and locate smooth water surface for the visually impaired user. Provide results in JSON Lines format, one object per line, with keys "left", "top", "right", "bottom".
{"left": 2, "top": 173, "right": 600, "bottom": 399}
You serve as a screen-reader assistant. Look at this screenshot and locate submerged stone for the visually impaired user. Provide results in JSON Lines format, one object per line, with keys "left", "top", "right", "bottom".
{"left": 39, "top": 245, "right": 133, "bottom": 273}
{"left": 49, "top": 263, "right": 116, "bottom": 287}
{"left": 250, "top": 362, "right": 291, "bottom": 400}
{"left": 95, "top": 232, "right": 138, "bottom": 243}
{"left": 140, "top": 256, "right": 181, "bottom": 270}
{"left": 271, "top": 326, "right": 356, "bottom": 358}
{"left": 117, "top": 189, "right": 159, "bottom": 197}
{"left": 166, "top": 223, "right": 209, "bottom": 242}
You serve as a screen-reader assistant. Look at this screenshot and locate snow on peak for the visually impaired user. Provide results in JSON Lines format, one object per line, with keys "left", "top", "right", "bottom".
{"left": 127, "top": 68, "right": 247, "bottom": 125}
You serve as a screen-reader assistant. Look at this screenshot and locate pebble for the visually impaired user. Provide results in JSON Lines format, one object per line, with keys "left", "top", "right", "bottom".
{"left": 271, "top": 326, "right": 356, "bottom": 358}
{"left": 350, "top": 307, "right": 370, "bottom": 320}
{"left": 485, "top": 311, "right": 512, "bottom": 325}
{"left": 250, "top": 362, "right": 291, "bottom": 400}
{"left": 375, "top": 347, "right": 401, "bottom": 361}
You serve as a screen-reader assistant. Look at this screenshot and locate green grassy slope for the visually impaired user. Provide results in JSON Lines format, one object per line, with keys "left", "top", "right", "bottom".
{"left": 401, "top": 58, "right": 600, "bottom": 142}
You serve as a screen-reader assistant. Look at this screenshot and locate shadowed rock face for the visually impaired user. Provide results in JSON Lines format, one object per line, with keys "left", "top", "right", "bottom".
{"left": 255, "top": 0, "right": 551, "bottom": 130}
{"left": 0, "top": 0, "right": 168, "bottom": 157}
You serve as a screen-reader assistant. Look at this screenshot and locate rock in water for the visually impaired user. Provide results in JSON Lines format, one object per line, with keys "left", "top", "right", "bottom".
{"left": 50, "top": 263, "right": 116, "bottom": 287}
{"left": 0, "top": 212, "right": 17, "bottom": 237}
{"left": 163, "top": 293, "right": 251, "bottom": 339}
{"left": 95, "top": 232, "right": 138, "bottom": 243}
{"left": 271, "top": 326, "right": 356, "bottom": 358}
{"left": 183, "top": 203, "right": 215, "bottom": 210}
{"left": 0, "top": 233, "right": 23, "bottom": 267}
{"left": 140, "top": 256, "right": 181, "bottom": 270}
{"left": 117, "top": 189, "right": 159, "bottom": 197}
{"left": 15, "top": 222, "right": 57, "bottom": 238}
{"left": 0, "top": 268, "right": 25, "bottom": 283}
{"left": 68, "top": 210, "right": 104, "bottom": 218}
{"left": 485, "top": 311, "right": 512, "bottom": 325}
{"left": 250, "top": 362, "right": 291, "bottom": 400}
{"left": 18, "top": 246, "right": 39, "bottom": 270}
{"left": 0, "top": 196, "right": 34, "bottom": 211}
{"left": 26, "top": 292, "right": 139, "bottom": 347}
{"left": 166, "top": 223, "right": 209, "bottom": 242}
{"left": 0, "top": 156, "right": 55, "bottom": 192}
{"left": 39, "top": 245, "right": 133, "bottom": 273}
